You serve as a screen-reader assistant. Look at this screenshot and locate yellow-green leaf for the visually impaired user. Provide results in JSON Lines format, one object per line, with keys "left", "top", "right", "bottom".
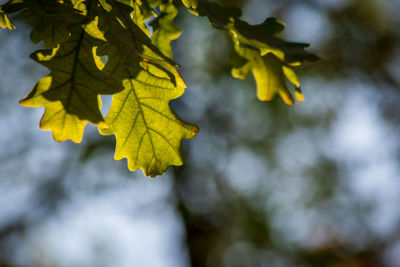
{"left": 98, "top": 1, "right": 177, "bottom": 68}
{"left": 100, "top": 66, "right": 198, "bottom": 177}
{"left": 195, "top": 1, "right": 318, "bottom": 105}
{"left": 97, "top": 3, "right": 198, "bottom": 176}
{"left": 19, "top": 76, "right": 104, "bottom": 142}
{"left": 230, "top": 31, "right": 302, "bottom": 105}
{"left": 151, "top": 1, "right": 181, "bottom": 58}
{"left": 20, "top": 26, "right": 122, "bottom": 143}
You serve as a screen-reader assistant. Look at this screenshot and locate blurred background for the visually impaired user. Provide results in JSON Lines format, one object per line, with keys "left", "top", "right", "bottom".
{"left": 1, "top": 0, "right": 400, "bottom": 266}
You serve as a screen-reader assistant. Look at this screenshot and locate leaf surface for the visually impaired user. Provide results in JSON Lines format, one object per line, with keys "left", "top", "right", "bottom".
{"left": 2, "top": 0, "right": 85, "bottom": 48}
{"left": 97, "top": 1, "right": 198, "bottom": 176}
{"left": 151, "top": 1, "right": 181, "bottom": 57}
{"left": 193, "top": 1, "right": 318, "bottom": 105}
{"left": 100, "top": 62, "right": 198, "bottom": 177}
{"left": 20, "top": 22, "right": 121, "bottom": 142}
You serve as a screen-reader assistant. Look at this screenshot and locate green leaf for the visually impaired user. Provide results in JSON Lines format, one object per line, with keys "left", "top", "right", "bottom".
{"left": 98, "top": 1, "right": 177, "bottom": 68}
{"left": 151, "top": 1, "right": 181, "bottom": 58}
{"left": 111, "top": 0, "right": 153, "bottom": 35}
{"left": 100, "top": 62, "right": 198, "bottom": 177}
{"left": 195, "top": 1, "right": 318, "bottom": 105}
{"left": 2, "top": 0, "right": 85, "bottom": 48}
{"left": 6, "top": 0, "right": 318, "bottom": 176}
{"left": 190, "top": 1, "right": 242, "bottom": 29}
{"left": 232, "top": 50, "right": 297, "bottom": 105}
{"left": 229, "top": 28, "right": 300, "bottom": 105}
{"left": 97, "top": 1, "right": 198, "bottom": 176}
{"left": 20, "top": 76, "right": 104, "bottom": 142}
{"left": 20, "top": 24, "right": 122, "bottom": 143}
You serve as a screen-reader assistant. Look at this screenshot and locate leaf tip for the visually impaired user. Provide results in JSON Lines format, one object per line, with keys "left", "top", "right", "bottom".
{"left": 41, "top": 123, "right": 84, "bottom": 144}
{"left": 295, "top": 87, "right": 304, "bottom": 102}
{"left": 0, "top": 10, "right": 15, "bottom": 30}
{"left": 142, "top": 165, "right": 164, "bottom": 178}
{"left": 191, "top": 125, "right": 199, "bottom": 137}
{"left": 97, "top": 121, "right": 109, "bottom": 129}
{"left": 18, "top": 99, "right": 28, "bottom": 106}
{"left": 279, "top": 92, "right": 295, "bottom": 106}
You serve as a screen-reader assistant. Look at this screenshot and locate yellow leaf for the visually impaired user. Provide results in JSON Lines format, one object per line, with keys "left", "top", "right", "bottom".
{"left": 0, "top": 9, "right": 15, "bottom": 30}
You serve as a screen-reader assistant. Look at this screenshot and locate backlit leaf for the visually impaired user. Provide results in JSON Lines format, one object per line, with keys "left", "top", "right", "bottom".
{"left": 100, "top": 61, "right": 198, "bottom": 177}
{"left": 19, "top": 76, "right": 101, "bottom": 142}
{"left": 97, "top": 1, "right": 198, "bottom": 176}
{"left": 151, "top": 1, "right": 181, "bottom": 57}
{"left": 2, "top": 0, "right": 85, "bottom": 48}
{"left": 20, "top": 22, "right": 122, "bottom": 142}
{"left": 195, "top": 1, "right": 318, "bottom": 105}
{"left": 1, "top": 0, "right": 318, "bottom": 176}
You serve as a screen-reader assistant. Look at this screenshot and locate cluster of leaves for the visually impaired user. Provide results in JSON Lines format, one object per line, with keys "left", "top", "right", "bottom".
{"left": 0, "top": 0, "right": 317, "bottom": 177}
